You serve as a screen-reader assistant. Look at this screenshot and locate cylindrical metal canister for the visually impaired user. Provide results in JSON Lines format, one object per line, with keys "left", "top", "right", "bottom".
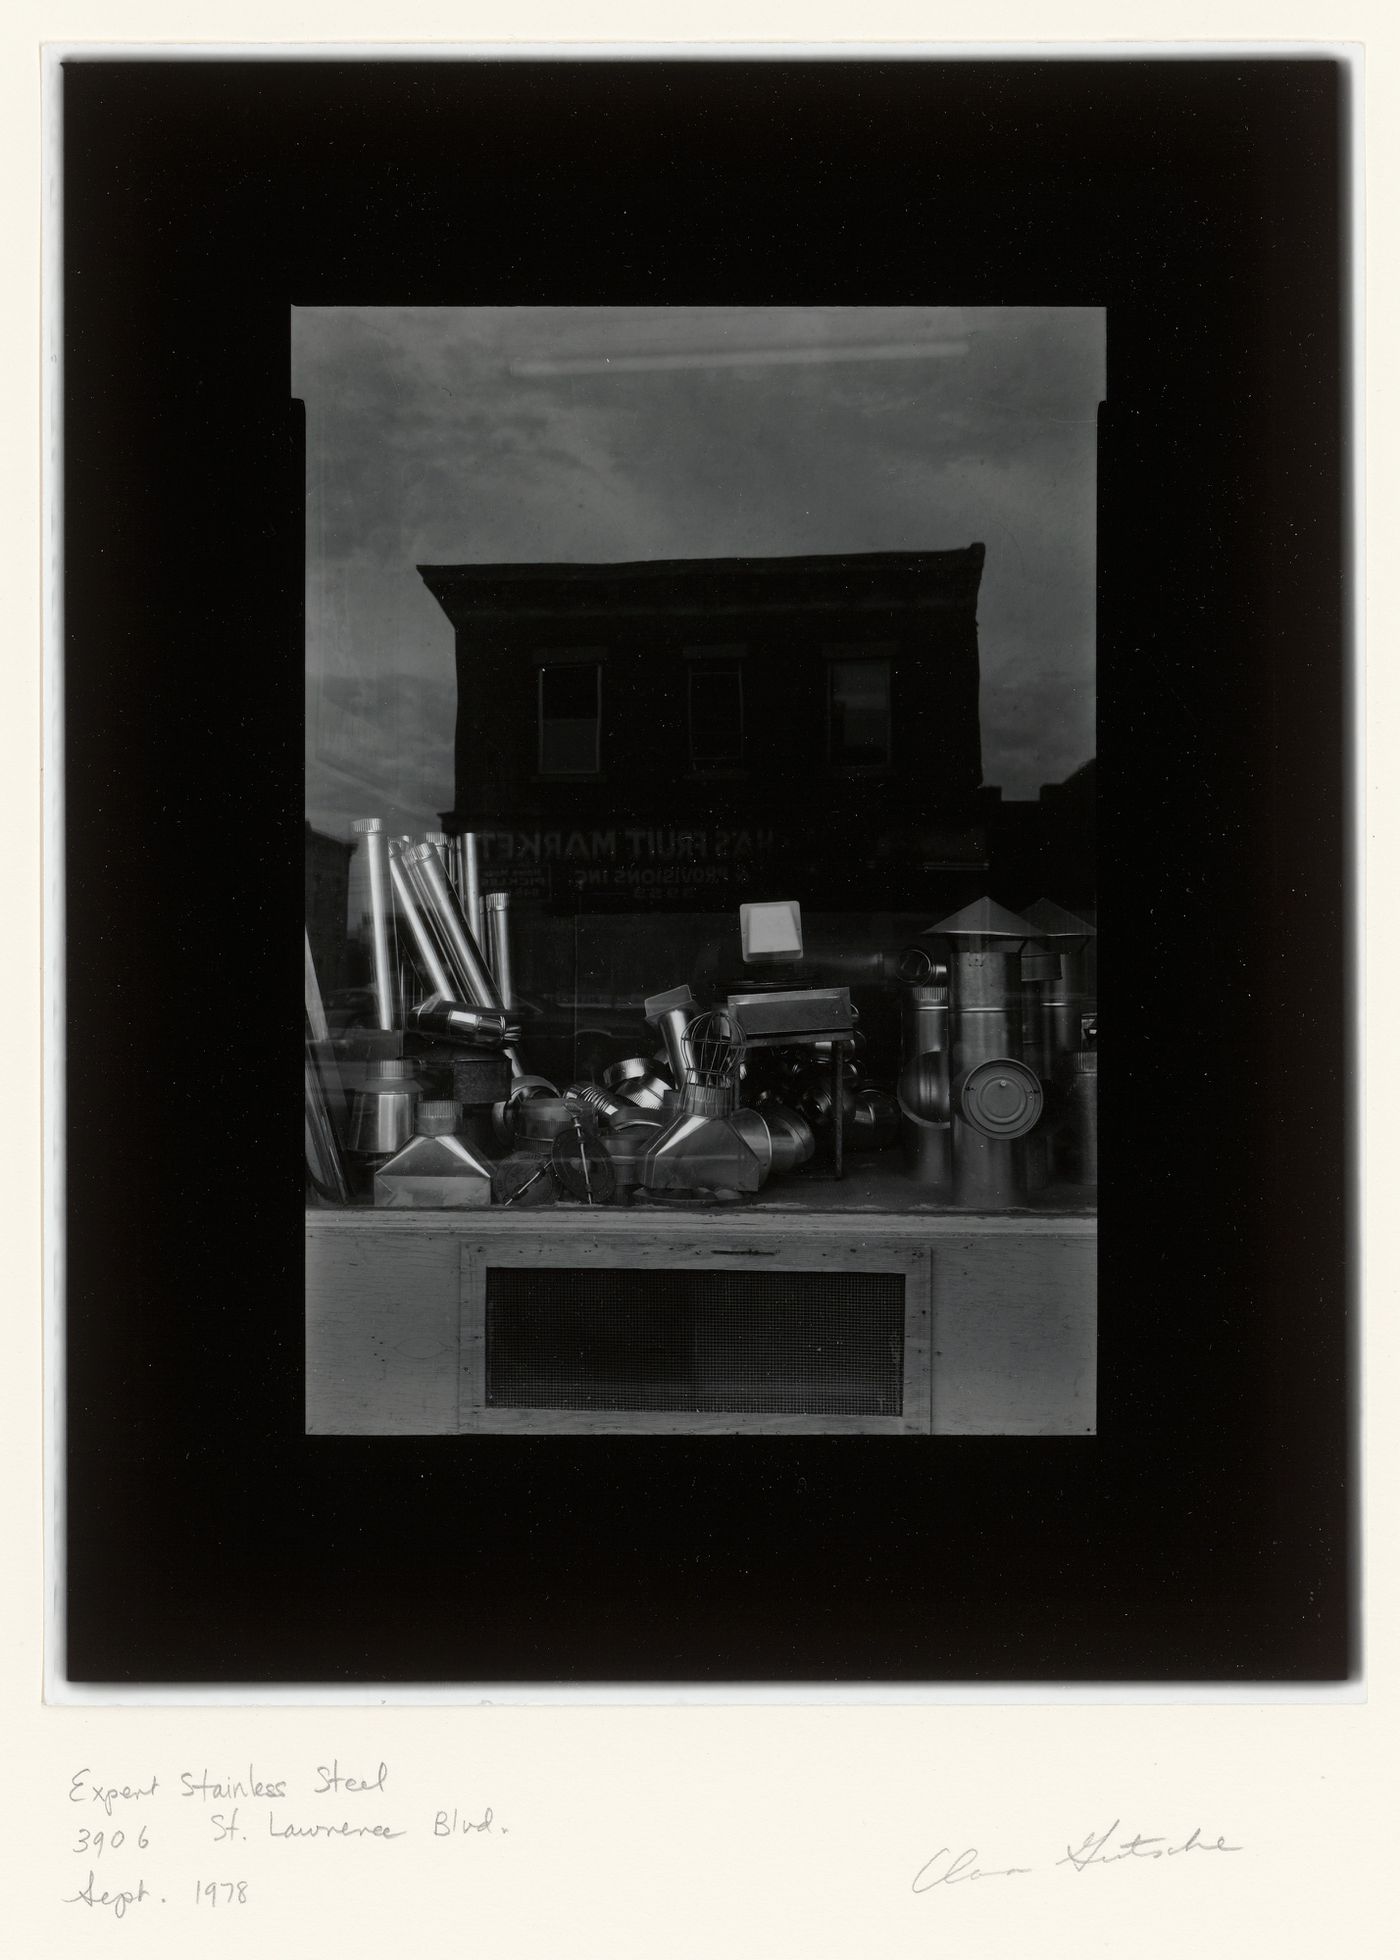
{"left": 949, "top": 1058, "right": 1044, "bottom": 1207}
{"left": 345, "top": 1059, "right": 422, "bottom": 1194}
{"left": 926, "top": 897, "right": 1043, "bottom": 1210}
{"left": 415, "top": 1098, "right": 461, "bottom": 1135}
{"left": 949, "top": 952, "right": 1025, "bottom": 1206}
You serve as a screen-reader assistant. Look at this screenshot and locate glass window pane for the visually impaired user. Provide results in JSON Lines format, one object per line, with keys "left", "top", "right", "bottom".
{"left": 689, "top": 663, "right": 744, "bottom": 766}
{"left": 829, "top": 658, "right": 891, "bottom": 767}
{"left": 541, "top": 663, "right": 599, "bottom": 720}
{"left": 539, "top": 663, "right": 600, "bottom": 774}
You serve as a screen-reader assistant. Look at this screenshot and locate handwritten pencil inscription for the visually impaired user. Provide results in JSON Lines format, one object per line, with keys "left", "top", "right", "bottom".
{"left": 913, "top": 1821, "right": 1241, "bottom": 1893}
{"left": 59, "top": 1757, "right": 506, "bottom": 1916}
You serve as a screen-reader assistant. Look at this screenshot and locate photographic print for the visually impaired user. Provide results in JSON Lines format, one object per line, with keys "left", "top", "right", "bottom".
{"left": 300, "top": 305, "right": 1103, "bottom": 1439}
{"left": 59, "top": 55, "right": 1350, "bottom": 1685}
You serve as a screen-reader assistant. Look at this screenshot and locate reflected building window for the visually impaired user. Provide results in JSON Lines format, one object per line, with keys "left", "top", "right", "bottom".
{"left": 827, "top": 653, "right": 893, "bottom": 769}
{"left": 687, "top": 654, "right": 745, "bottom": 771}
{"left": 538, "top": 659, "right": 603, "bottom": 776}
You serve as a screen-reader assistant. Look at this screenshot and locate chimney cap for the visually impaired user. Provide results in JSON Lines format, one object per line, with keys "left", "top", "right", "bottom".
{"left": 1023, "top": 897, "right": 1097, "bottom": 942}
{"left": 923, "top": 896, "right": 1037, "bottom": 941}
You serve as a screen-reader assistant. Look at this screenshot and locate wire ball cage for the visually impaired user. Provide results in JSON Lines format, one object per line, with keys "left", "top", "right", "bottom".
{"left": 679, "top": 1007, "right": 747, "bottom": 1117}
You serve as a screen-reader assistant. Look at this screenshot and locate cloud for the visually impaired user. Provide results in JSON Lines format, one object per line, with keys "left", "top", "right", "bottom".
{"left": 296, "top": 306, "right": 1104, "bottom": 805}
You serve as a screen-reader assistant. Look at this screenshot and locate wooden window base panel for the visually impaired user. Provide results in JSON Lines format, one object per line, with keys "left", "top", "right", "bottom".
{"left": 306, "top": 1209, "right": 1096, "bottom": 1439}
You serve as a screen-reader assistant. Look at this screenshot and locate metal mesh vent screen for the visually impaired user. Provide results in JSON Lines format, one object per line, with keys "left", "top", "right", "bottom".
{"left": 485, "top": 1267, "right": 905, "bottom": 1415}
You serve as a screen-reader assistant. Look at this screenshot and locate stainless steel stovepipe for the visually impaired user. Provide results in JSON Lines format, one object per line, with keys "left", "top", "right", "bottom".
{"left": 483, "top": 891, "right": 515, "bottom": 1009}
{"left": 410, "top": 994, "right": 520, "bottom": 1047}
{"left": 387, "top": 839, "right": 457, "bottom": 1001}
{"left": 351, "top": 817, "right": 397, "bottom": 1032}
{"left": 399, "top": 842, "right": 525, "bottom": 1079}
{"left": 895, "top": 943, "right": 952, "bottom": 1192}
{"left": 1022, "top": 898, "right": 1097, "bottom": 1074}
{"left": 644, "top": 985, "right": 699, "bottom": 1087}
{"left": 926, "top": 897, "right": 1045, "bottom": 1209}
{"left": 425, "top": 831, "right": 455, "bottom": 889}
{"left": 400, "top": 842, "right": 503, "bottom": 1011}
{"left": 1020, "top": 899, "right": 1096, "bottom": 1185}
{"left": 454, "top": 833, "right": 485, "bottom": 948}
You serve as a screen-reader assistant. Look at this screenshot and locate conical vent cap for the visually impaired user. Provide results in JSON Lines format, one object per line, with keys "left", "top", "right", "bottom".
{"left": 1022, "top": 897, "right": 1097, "bottom": 940}
{"left": 923, "top": 896, "right": 1038, "bottom": 941}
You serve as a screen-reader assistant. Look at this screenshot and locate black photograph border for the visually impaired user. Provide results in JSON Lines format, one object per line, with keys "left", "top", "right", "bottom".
{"left": 60, "top": 53, "right": 1354, "bottom": 1684}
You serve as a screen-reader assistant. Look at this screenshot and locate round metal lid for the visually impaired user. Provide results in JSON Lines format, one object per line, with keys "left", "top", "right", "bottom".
{"left": 956, "top": 1058, "right": 1044, "bottom": 1139}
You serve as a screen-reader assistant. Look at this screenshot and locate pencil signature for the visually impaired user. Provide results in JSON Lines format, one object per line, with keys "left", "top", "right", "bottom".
{"left": 913, "top": 1822, "right": 1241, "bottom": 1893}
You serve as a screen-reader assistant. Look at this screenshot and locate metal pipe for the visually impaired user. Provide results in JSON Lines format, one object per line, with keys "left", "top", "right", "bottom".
{"left": 565, "top": 1081, "right": 629, "bottom": 1125}
{"left": 897, "top": 948, "right": 952, "bottom": 1192}
{"left": 351, "top": 817, "right": 396, "bottom": 1031}
{"left": 397, "top": 844, "right": 473, "bottom": 999}
{"left": 753, "top": 1101, "right": 816, "bottom": 1172}
{"left": 387, "top": 842, "right": 456, "bottom": 999}
{"left": 927, "top": 898, "right": 1042, "bottom": 1210}
{"left": 425, "top": 831, "right": 455, "bottom": 889}
{"left": 603, "top": 1057, "right": 671, "bottom": 1109}
{"left": 484, "top": 891, "right": 515, "bottom": 1009}
{"left": 949, "top": 1000, "right": 1028, "bottom": 1208}
{"left": 455, "top": 833, "right": 485, "bottom": 947}
{"left": 401, "top": 841, "right": 503, "bottom": 1011}
{"left": 847, "top": 1088, "right": 900, "bottom": 1153}
{"left": 644, "top": 985, "right": 698, "bottom": 1086}
{"left": 396, "top": 950, "right": 419, "bottom": 1025}
{"left": 1022, "top": 899, "right": 1097, "bottom": 1078}
{"left": 346, "top": 1059, "right": 421, "bottom": 1161}
{"left": 409, "top": 994, "right": 519, "bottom": 1048}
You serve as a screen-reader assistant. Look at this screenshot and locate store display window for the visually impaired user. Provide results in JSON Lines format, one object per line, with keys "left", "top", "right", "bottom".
{"left": 301, "top": 308, "right": 1102, "bottom": 1226}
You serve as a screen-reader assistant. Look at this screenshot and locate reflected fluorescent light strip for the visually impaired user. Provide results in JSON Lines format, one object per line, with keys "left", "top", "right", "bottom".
{"left": 512, "top": 340, "right": 970, "bottom": 377}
